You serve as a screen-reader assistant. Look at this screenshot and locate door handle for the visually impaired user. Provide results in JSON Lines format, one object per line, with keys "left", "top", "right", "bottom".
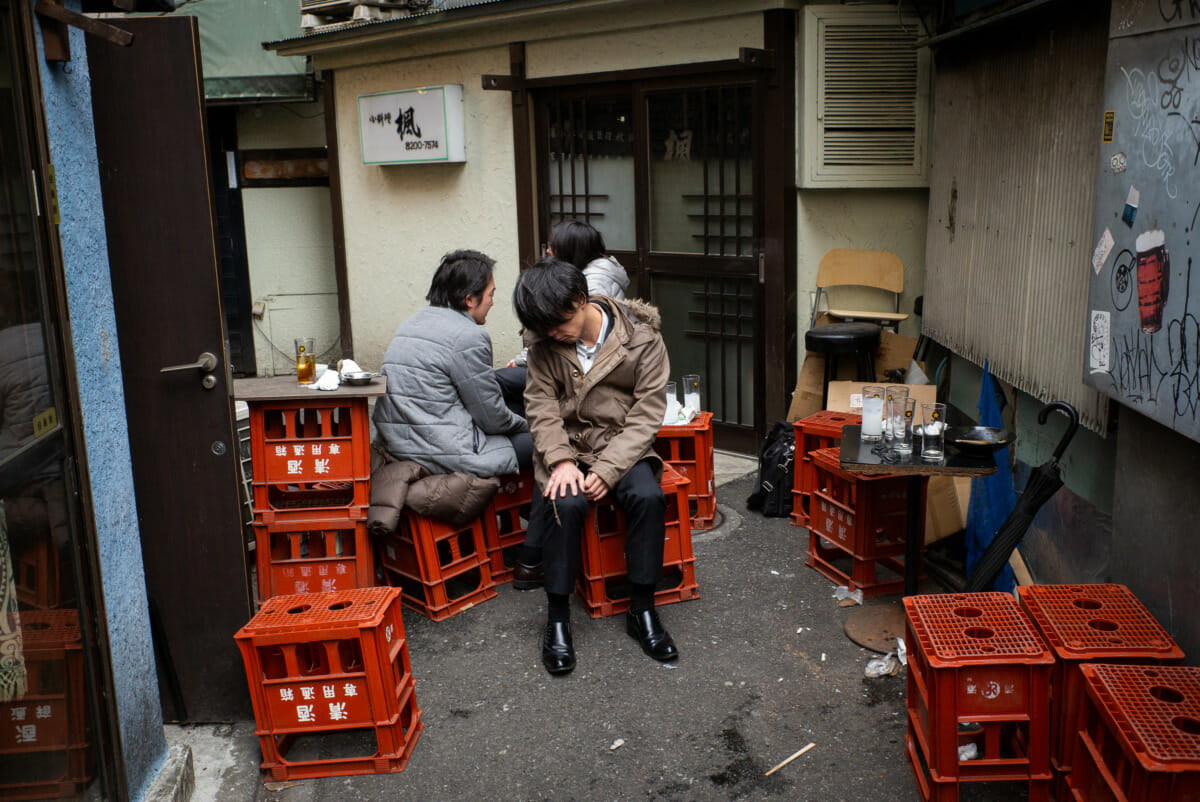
{"left": 161, "top": 352, "right": 218, "bottom": 373}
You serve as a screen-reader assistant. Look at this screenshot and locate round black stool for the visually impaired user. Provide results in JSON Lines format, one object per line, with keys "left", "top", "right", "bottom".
{"left": 804, "top": 322, "right": 882, "bottom": 408}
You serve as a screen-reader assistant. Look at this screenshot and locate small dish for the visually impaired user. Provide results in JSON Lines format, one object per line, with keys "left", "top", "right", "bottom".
{"left": 945, "top": 425, "right": 1014, "bottom": 456}
{"left": 341, "top": 371, "right": 378, "bottom": 386}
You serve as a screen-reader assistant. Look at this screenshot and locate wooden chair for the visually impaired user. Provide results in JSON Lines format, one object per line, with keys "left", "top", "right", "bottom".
{"left": 810, "top": 249, "right": 907, "bottom": 332}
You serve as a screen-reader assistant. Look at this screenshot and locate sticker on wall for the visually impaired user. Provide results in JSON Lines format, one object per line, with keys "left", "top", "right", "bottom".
{"left": 1122, "top": 186, "right": 1140, "bottom": 227}
{"left": 1089, "top": 310, "right": 1110, "bottom": 373}
{"left": 1092, "top": 226, "right": 1115, "bottom": 275}
{"left": 1110, "top": 152, "right": 1127, "bottom": 174}
{"left": 1102, "top": 110, "right": 1115, "bottom": 143}
{"left": 1134, "top": 229, "right": 1169, "bottom": 333}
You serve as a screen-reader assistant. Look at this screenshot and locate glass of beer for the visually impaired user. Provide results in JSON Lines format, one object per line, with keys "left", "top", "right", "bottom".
{"left": 295, "top": 338, "right": 316, "bottom": 384}
{"left": 1135, "top": 230, "right": 1169, "bottom": 333}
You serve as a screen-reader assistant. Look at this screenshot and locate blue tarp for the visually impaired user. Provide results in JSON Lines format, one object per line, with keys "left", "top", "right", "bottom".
{"left": 964, "top": 361, "right": 1016, "bottom": 592}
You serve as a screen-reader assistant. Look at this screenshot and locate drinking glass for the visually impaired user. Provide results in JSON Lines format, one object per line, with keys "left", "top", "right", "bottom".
{"left": 295, "top": 338, "right": 315, "bottom": 384}
{"left": 920, "top": 402, "right": 946, "bottom": 462}
{"left": 682, "top": 374, "right": 701, "bottom": 411}
{"left": 893, "top": 397, "right": 916, "bottom": 454}
{"left": 860, "top": 385, "right": 885, "bottom": 440}
{"left": 884, "top": 386, "right": 910, "bottom": 441}
{"left": 664, "top": 380, "right": 680, "bottom": 424}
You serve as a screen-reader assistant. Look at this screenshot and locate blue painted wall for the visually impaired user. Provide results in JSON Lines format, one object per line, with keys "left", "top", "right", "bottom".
{"left": 31, "top": 3, "right": 166, "bottom": 798}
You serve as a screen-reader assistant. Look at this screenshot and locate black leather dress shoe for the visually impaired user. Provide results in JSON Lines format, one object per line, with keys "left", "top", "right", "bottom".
{"left": 512, "top": 562, "right": 544, "bottom": 590}
{"left": 541, "top": 621, "right": 575, "bottom": 675}
{"left": 625, "top": 608, "right": 679, "bottom": 661}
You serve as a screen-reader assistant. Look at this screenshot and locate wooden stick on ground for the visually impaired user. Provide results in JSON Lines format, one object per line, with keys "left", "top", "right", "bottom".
{"left": 764, "top": 742, "right": 816, "bottom": 777}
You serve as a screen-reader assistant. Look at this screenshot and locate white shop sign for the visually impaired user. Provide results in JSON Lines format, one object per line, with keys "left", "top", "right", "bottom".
{"left": 358, "top": 85, "right": 465, "bottom": 165}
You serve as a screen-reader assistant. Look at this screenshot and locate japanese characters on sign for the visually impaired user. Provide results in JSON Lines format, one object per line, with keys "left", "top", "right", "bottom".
{"left": 276, "top": 679, "right": 369, "bottom": 726}
{"left": 265, "top": 440, "right": 349, "bottom": 482}
{"left": 359, "top": 85, "right": 466, "bottom": 165}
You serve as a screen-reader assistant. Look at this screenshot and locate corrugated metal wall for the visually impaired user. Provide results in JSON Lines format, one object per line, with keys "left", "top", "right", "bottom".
{"left": 923, "top": 8, "right": 1111, "bottom": 432}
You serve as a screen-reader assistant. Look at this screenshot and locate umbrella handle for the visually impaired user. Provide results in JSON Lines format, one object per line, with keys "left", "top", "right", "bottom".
{"left": 1038, "top": 401, "right": 1079, "bottom": 461}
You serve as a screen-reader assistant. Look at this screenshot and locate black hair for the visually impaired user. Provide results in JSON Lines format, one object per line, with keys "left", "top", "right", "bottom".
{"left": 426, "top": 249, "right": 495, "bottom": 311}
{"left": 548, "top": 220, "right": 606, "bottom": 270}
{"left": 512, "top": 256, "right": 589, "bottom": 336}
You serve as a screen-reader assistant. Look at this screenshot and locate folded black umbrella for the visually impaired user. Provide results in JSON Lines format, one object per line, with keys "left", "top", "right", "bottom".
{"left": 965, "top": 401, "right": 1079, "bottom": 592}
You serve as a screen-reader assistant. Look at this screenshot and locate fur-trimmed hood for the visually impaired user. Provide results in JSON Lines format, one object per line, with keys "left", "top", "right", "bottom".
{"left": 609, "top": 296, "right": 662, "bottom": 331}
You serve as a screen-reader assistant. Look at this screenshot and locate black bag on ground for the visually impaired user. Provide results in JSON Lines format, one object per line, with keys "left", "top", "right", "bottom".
{"left": 746, "top": 421, "right": 795, "bottom": 517}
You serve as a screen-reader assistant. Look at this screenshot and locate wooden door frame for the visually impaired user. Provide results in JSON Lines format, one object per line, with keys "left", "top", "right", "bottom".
{"left": 10, "top": 1, "right": 125, "bottom": 795}
{"left": 503, "top": 9, "right": 797, "bottom": 449}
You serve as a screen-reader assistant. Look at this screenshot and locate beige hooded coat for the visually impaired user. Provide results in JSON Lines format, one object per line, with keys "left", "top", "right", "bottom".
{"left": 524, "top": 296, "right": 669, "bottom": 491}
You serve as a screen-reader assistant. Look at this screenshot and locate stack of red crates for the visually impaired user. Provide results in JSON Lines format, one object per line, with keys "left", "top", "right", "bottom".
{"left": 805, "top": 446, "right": 920, "bottom": 598}
{"left": 654, "top": 411, "right": 717, "bottom": 530}
{"left": 234, "top": 587, "right": 422, "bottom": 780}
{"left": 1069, "top": 663, "right": 1200, "bottom": 801}
{"left": 1016, "top": 583, "right": 1184, "bottom": 798}
{"left": 245, "top": 395, "right": 375, "bottom": 601}
{"left": 480, "top": 469, "right": 536, "bottom": 584}
{"left": 377, "top": 506, "right": 497, "bottom": 621}
{"left": 904, "top": 592, "right": 1055, "bottom": 802}
{"left": 0, "top": 610, "right": 91, "bottom": 800}
{"left": 575, "top": 464, "right": 699, "bottom": 618}
{"left": 790, "top": 410, "right": 861, "bottom": 528}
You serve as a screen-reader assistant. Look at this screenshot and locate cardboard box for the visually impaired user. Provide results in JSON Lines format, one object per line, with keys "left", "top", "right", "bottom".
{"left": 825, "top": 381, "right": 937, "bottom": 414}
{"left": 786, "top": 325, "right": 920, "bottom": 422}
{"left": 925, "top": 475, "right": 971, "bottom": 544}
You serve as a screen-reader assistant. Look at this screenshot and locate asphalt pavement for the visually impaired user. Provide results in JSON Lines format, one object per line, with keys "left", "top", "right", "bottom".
{"left": 163, "top": 454, "right": 1024, "bottom": 802}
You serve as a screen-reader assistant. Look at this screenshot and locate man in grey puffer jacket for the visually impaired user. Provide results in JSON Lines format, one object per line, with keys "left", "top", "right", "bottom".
{"left": 373, "top": 250, "right": 531, "bottom": 478}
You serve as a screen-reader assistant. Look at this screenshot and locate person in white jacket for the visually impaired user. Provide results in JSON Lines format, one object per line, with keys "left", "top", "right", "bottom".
{"left": 547, "top": 220, "right": 629, "bottom": 299}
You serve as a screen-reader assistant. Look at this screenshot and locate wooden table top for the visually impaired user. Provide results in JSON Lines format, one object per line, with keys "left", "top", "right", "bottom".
{"left": 232, "top": 375, "right": 386, "bottom": 401}
{"left": 837, "top": 424, "right": 998, "bottom": 477}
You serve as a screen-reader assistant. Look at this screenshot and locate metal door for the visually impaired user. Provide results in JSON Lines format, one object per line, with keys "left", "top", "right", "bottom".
{"left": 88, "top": 16, "right": 251, "bottom": 722}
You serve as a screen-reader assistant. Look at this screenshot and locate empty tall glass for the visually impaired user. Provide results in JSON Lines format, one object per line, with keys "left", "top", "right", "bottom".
{"left": 664, "top": 381, "right": 680, "bottom": 424}
{"left": 861, "top": 385, "right": 885, "bottom": 440}
{"left": 920, "top": 402, "right": 946, "bottom": 462}
{"left": 884, "top": 386, "right": 909, "bottom": 441}
{"left": 893, "top": 397, "right": 916, "bottom": 453}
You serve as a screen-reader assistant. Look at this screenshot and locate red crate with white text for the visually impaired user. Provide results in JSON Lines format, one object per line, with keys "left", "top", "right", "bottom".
{"left": 904, "top": 593, "right": 1053, "bottom": 801}
{"left": 805, "top": 447, "right": 921, "bottom": 598}
{"left": 654, "top": 411, "right": 716, "bottom": 530}
{"left": 0, "top": 610, "right": 91, "bottom": 801}
{"left": 1069, "top": 663, "right": 1200, "bottom": 802}
{"left": 254, "top": 520, "right": 375, "bottom": 602}
{"left": 378, "top": 509, "right": 496, "bottom": 621}
{"left": 790, "top": 411, "right": 860, "bottom": 527}
{"left": 575, "top": 464, "right": 698, "bottom": 618}
{"left": 234, "top": 587, "right": 422, "bottom": 781}
{"left": 481, "top": 470, "right": 535, "bottom": 584}
{"left": 1015, "top": 584, "right": 1184, "bottom": 774}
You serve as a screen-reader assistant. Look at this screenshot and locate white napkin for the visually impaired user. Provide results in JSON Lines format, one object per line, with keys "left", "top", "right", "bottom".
{"left": 338, "top": 359, "right": 364, "bottom": 378}
{"left": 311, "top": 369, "right": 340, "bottom": 391}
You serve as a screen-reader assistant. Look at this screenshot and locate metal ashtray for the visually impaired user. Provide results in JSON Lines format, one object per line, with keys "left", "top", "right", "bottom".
{"left": 945, "top": 425, "right": 1014, "bottom": 456}
{"left": 341, "top": 371, "right": 378, "bottom": 386}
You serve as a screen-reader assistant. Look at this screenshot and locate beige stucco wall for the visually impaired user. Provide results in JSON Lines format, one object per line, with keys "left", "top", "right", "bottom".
{"left": 236, "top": 98, "right": 342, "bottom": 375}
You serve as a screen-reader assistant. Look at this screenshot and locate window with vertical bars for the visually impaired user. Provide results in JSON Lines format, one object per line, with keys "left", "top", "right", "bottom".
{"left": 802, "top": 5, "right": 931, "bottom": 188}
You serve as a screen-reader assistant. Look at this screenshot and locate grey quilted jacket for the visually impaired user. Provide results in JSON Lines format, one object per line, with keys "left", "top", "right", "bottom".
{"left": 373, "top": 305, "right": 527, "bottom": 477}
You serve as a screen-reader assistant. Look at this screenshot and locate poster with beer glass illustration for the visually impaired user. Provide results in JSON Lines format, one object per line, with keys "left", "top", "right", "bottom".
{"left": 1086, "top": 10, "right": 1200, "bottom": 443}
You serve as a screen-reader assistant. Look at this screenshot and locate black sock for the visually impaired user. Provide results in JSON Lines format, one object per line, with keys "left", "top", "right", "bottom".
{"left": 629, "top": 583, "right": 656, "bottom": 614}
{"left": 547, "top": 592, "right": 570, "bottom": 623}
{"left": 519, "top": 545, "right": 542, "bottom": 567}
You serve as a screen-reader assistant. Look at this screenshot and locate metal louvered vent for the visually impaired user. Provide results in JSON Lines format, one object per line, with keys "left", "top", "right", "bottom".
{"left": 803, "top": 6, "right": 930, "bottom": 188}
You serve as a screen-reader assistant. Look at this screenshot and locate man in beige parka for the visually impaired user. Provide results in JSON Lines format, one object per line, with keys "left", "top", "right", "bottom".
{"left": 514, "top": 257, "right": 679, "bottom": 676}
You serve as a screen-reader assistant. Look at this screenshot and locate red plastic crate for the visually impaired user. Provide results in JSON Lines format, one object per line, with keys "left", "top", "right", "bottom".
{"left": 1016, "top": 584, "right": 1185, "bottom": 773}
{"left": 247, "top": 400, "right": 372, "bottom": 485}
{"left": 0, "top": 610, "right": 91, "bottom": 801}
{"left": 655, "top": 411, "right": 717, "bottom": 530}
{"left": 251, "top": 480, "right": 370, "bottom": 525}
{"left": 234, "top": 587, "right": 422, "bottom": 780}
{"left": 575, "top": 464, "right": 699, "bottom": 618}
{"left": 904, "top": 593, "right": 1054, "bottom": 793}
{"left": 378, "top": 509, "right": 496, "bottom": 621}
{"left": 790, "top": 411, "right": 860, "bottom": 527}
{"left": 254, "top": 519, "right": 375, "bottom": 602}
{"left": 13, "top": 536, "right": 63, "bottom": 611}
{"left": 481, "top": 470, "right": 535, "bottom": 584}
{"left": 805, "top": 530, "right": 908, "bottom": 599}
{"left": 1069, "top": 664, "right": 1200, "bottom": 802}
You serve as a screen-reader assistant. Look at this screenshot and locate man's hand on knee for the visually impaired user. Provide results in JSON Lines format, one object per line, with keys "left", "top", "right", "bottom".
{"left": 582, "top": 472, "right": 609, "bottom": 502}
{"left": 545, "top": 460, "right": 585, "bottom": 498}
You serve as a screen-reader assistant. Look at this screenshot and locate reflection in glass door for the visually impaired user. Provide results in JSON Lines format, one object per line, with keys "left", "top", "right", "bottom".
{"left": 1, "top": 3, "right": 112, "bottom": 798}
